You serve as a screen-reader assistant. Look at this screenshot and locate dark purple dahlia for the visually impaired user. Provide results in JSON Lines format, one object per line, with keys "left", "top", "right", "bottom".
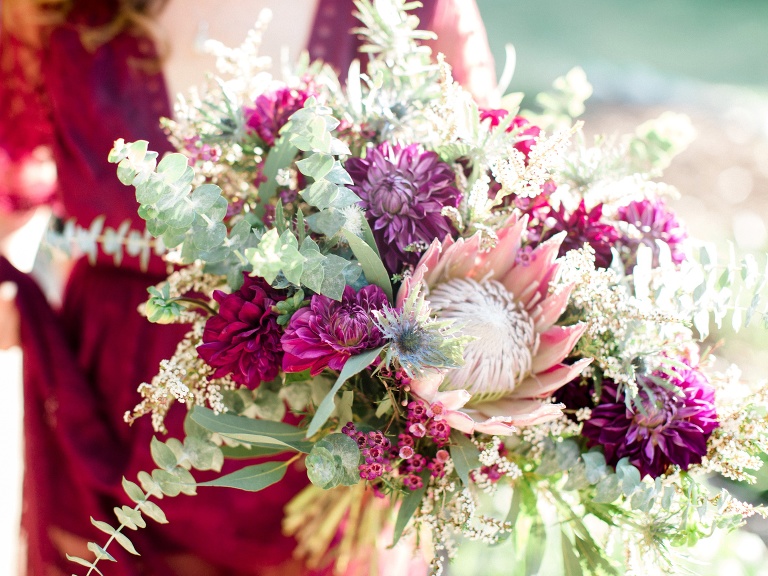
{"left": 245, "top": 85, "right": 311, "bottom": 147}
{"left": 346, "top": 143, "right": 461, "bottom": 274}
{"left": 581, "top": 363, "right": 718, "bottom": 478}
{"left": 281, "top": 284, "right": 388, "bottom": 376}
{"left": 617, "top": 199, "right": 688, "bottom": 268}
{"left": 197, "top": 275, "right": 286, "bottom": 387}
{"left": 540, "top": 200, "right": 619, "bottom": 269}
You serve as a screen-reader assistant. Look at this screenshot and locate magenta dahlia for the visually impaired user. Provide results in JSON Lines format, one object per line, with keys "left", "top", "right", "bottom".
{"left": 479, "top": 109, "right": 541, "bottom": 159}
{"left": 346, "top": 142, "right": 461, "bottom": 274}
{"left": 540, "top": 200, "right": 619, "bottom": 268}
{"left": 617, "top": 198, "right": 688, "bottom": 267}
{"left": 245, "top": 85, "right": 312, "bottom": 147}
{"left": 581, "top": 363, "right": 718, "bottom": 478}
{"left": 281, "top": 284, "right": 388, "bottom": 376}
{"left": 197, "top": 275, "right": 286, "bottom": 387}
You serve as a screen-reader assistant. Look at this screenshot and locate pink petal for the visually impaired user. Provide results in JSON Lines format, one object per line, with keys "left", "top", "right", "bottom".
{"left": 409, "top": 372, "right": 444, "bottom": 399}
{"left": 433, "top": 389, "right": 471, "bottom": 411}
{"left": 530, "top": 283, "right": 575, "bottom": 332}
{"left": 472, "top": 418, "right": 518, "bottom": 436}
{"left": 501, "top": 232, "right": 564, "bottom": 307}
{"left": 530, "top": 323, "right": 587, "bottom": 373}
{"left": 473, "top": 216, "right": 525, "bottom": 280}
{"left": 444, "top": 410, "right": 477, "bottom": 434}
{"left": 511, "top": 357, "right": 593, "bottom": 398}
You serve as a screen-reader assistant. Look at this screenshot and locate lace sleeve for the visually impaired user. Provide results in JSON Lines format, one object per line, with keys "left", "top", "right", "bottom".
{"left": 0, "top": 1, "right": 58, "bottom": 214}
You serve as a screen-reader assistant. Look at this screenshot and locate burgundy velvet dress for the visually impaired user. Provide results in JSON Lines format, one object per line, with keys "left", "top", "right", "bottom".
{"left": 0, "top": 1, "right": 495, "bottom": 574}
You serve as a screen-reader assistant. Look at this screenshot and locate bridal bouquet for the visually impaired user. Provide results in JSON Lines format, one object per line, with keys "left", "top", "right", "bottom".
{"left": 69, "top": 1, "right": 768, "bottom": 575}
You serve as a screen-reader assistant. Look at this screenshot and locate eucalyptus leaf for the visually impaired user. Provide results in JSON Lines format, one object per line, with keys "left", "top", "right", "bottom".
{"left": 87, "top": 542, "right": 116, "bottom": 562}
{"left": 138, "top": 500, "right": 168, "bottom": 524}
{"left": 67, "top": 554, "right": 104, "bottom": 575}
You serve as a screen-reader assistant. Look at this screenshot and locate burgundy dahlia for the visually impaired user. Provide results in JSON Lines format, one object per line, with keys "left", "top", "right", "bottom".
{"left": 245, "top": 85, "right": 312, "bottom": 147}
{"left": 540, "top": 200, "right": 619, "bottom": 268}
{"left": 617, "top": 198, "right": 688, "bottom": 268}
{"left": 197, "top": 275, "right": 286, "bottom": 387}
{"left": 581, "top": 363, "right": 718, "bottom": 478}
{"left": 281, "top": 284, "right": 388, "bottom": 376}
{"left": 346, "top": 142, "right": 461, "bottom": 274}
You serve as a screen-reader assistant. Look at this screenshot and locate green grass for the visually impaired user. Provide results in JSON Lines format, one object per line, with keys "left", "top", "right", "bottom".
{"left": 477, "top": 0, "right": 768, "bottom": 93}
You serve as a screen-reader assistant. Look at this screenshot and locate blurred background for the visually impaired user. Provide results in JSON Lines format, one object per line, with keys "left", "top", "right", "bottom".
{"left": 2, "top": 1, "right": 768, "bottom": 574}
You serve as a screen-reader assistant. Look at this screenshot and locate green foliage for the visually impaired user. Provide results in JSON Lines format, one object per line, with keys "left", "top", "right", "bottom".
{"left": 391, "top": 472, "right": 429, "bottom": 547}
{"left": 305, "top": 433, "right": 361, "bottom": 489}
{"left": 190, "top": 405, "right": 313, "bottom": 452}
{"left": 144, "top": 284, "right": 184, "bottom": 324}
{"left": 305, "top": 346, "right": 385, "bottom": 438}
{"left": 108, "top": 139, "right": 229, "bottom": 262}
{"left": 197, "top": 460, "right": 291, "bottom": 491}
{"left": 450, "top": 431, "right": 481, "bottom": 487}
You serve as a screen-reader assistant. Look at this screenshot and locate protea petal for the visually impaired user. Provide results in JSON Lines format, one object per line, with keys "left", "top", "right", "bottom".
{"left": 531, "top": 324, "right": 588, "bottom": 373}
{"left": 501, "top": 232, "right": 564, "bottom": 307}
{"left": 512, "top": 358, "right": 593, "bottom": 398}
{"left": 530, "top": 283, "right": 575, "bottom": 332}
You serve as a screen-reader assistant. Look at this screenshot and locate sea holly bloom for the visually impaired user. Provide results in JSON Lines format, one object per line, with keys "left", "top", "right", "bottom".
{"left": 346, "top": 142, "right": 461, "bottom": 274}
{"left": 281, "top": 284, "right": 388, "bottom": 376}
{"left": 197, "top": 275, "right": 286, "bottom": 387}
{"left": 616, "top": 198, "right": 688, "bottom": 267}
{"left": 581, "top": 363, "right": 718, "bottom": 478}
{"left": 540, "top": 200, "right": 619, "bottom": 269}
{"left": 399, "top": 215, "right": 591, "bottom": 434}
{"left": 244, "top": 85, "right": 312, "bottom": 147}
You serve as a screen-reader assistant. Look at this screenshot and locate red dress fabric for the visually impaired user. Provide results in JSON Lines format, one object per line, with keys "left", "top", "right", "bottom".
{"left": 1, "top": 1, "right": 495, "bottom": 575}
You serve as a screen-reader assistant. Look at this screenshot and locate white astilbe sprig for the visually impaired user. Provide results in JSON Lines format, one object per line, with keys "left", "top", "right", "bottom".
{"left": 126, "top": 319, "right": 233, "bottom": 433}
{"left": 695, "top": 365, "right": 768, "bottom": 484}
{"left": 555, "top": 246, "right": 686, "bottom": 395}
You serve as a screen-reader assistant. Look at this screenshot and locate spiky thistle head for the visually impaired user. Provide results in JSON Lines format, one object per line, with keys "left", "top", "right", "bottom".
{"left": 373, "top": 281, "right": 471, "bottom": 378}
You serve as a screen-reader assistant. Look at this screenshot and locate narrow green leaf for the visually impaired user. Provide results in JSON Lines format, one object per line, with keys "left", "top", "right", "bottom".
{"left": 391, "top": 477, "right": 428, "bottom": 547}
{"left": 122, "top": 478, "right": 145, "bottom": 504}
{"left": 191, "top": 405, "right": 313, "bottom": 453}
{"left": 197, "top": 460, "right": 289, "bottom": 491}
{"left": 358, "top": 217, "right": 382, "bottom": 259}
{"left": 561, "top": 530, "right": 584, "bottom": 576}
{"left": 342, "top": 230, "right": 392, "bottom": 303}
{"left": 306, "top": 346, "right": 385, "bottom": 438}
{"left": 87, "top": 542, "right": 116, "bottom": 562}
{"left": 66, "top": 554, "right": 104, "bottom": 575}
{"left": 138, "top": 500, "right": 168, "bottom": 524}
{"left": 450, "top": 431, "right": 481, "bottom": 487}
{"left": 220, "top": 444, "right": 286, "bottom": 459}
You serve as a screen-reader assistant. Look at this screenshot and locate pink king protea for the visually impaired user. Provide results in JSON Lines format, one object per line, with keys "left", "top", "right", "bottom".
{"left": 398, "top": 215, "right": 591, "bottom": 434}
